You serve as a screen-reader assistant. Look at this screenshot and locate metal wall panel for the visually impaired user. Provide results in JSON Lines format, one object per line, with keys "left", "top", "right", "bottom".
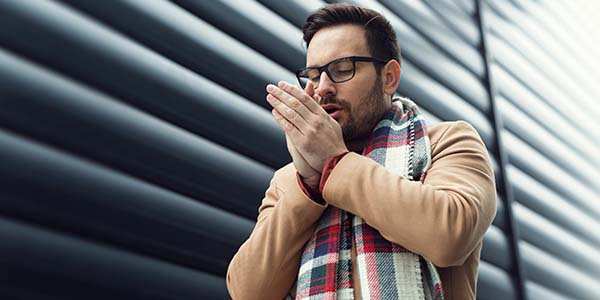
{"left": 1, "top": 0, "right": 598, "bottom": 299}
{"left": 485, "top": 0, "right": 600, "bottom": 299}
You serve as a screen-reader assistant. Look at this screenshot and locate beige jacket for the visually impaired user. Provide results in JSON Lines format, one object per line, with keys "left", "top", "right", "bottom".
{"left": 227, "top": 121, "right": 497, "bottom": 300}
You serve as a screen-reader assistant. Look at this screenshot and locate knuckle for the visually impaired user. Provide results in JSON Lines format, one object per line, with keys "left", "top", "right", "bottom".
{"left": 301, "top": 94, "right": 314, "bottom": 105}
{"left": 278, "top": 104, "right": 287, "bottom": 113}
{"left": 291, "top": 100, "right": 302, "bottom": 109}
{"left": 287, "top": 83, "right": 299, "bottom": 93}
{"left": 295, "top": 139, "right": 306, "bottom": 149}
{"left": 286, "top": 108, "right": 296, "bottom": 118}
{"left": 314, "top": 120, "right": 324, "bottom": 130}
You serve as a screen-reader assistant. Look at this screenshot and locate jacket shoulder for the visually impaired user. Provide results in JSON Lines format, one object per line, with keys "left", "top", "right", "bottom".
{"left": 428, "top": 120, "right": 481, "bottom": 147}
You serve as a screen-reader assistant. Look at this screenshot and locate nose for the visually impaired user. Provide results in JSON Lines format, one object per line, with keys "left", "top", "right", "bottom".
{"left": 315, "top": 71, "right": 336, "bottom": 102}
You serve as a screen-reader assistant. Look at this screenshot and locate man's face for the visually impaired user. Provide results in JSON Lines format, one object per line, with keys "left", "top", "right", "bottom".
{"left": 306, "top": 24, "right": 390, "bottom": 150}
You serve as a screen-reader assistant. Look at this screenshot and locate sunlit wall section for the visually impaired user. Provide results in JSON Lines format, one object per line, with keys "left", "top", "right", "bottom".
{"left": 484, "top": 1, "right": 600, "bottom": 299}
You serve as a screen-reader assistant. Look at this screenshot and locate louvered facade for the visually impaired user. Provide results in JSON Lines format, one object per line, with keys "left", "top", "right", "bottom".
{"left": 0, "top": 1, "right": 598, "bottom": 299}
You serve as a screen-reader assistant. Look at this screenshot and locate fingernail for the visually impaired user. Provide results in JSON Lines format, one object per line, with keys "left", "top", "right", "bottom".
{"left": 278, "top": 81, "right": 286, "bottom": 88}
{"left": 266, "top": 84, "right": 274, "bottom": 92}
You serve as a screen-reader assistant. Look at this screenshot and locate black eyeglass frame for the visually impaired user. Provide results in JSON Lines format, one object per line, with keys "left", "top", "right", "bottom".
{"left": 295, "top": 56, "right": 388, "bottom": 88}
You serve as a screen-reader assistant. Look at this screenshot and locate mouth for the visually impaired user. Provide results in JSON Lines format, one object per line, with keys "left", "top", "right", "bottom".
{"left": 321, "top": 104, "right": 343, "bottom": 119}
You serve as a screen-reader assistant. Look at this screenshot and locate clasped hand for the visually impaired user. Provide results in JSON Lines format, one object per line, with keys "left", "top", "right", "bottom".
{"left": 266, "top": 81, "right": 348, "bottom": 190}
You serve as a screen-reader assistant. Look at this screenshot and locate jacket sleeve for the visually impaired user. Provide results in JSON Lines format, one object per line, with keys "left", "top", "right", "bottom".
{"left": 322, "top": 121, "right": 497, "bottom": 267}
{"left": 226, "top": 166, "right": 327, "bottom": 300}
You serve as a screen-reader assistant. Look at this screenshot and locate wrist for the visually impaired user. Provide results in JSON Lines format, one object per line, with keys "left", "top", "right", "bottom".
{"left": 300, "top": 174, "right": 320, "bottom": 191}
{"left": 296, "top": 172, "right": 324, "bottom": 204}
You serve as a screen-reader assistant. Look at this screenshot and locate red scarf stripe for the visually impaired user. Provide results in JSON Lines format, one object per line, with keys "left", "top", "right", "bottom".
{"left": 363, "top": 124, "right": 427, "bottom": 155}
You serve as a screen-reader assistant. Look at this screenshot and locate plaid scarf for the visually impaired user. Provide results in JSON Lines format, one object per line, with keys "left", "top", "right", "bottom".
{"left": 294, "top": 98, "right": 444, "bottom": 300}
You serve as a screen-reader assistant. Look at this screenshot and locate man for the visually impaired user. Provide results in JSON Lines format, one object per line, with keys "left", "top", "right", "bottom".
{"left": 227, "top": 3, "right": 496, "bottom": 300}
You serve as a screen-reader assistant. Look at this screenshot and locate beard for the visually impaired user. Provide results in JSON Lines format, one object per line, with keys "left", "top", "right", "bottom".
{"left": 322, "top": 75, "right": 388, "bottom": 151}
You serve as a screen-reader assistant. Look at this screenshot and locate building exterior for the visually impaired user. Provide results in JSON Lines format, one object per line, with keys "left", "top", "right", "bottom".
{"left": 0, "top": 1, "right": 598, "bottom": 299}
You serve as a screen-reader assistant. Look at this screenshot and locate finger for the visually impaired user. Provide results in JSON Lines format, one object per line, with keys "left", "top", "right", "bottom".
{"left": 303, "top": 81, "right": 327, "bottom": 118}
{"left": 304, "top": 81, "right": 315, "bottom": 98}
{"left": 267, "top": 83, "right": 313, "bottom": 121}
{"left": 272, "top": 108, "right": 303, "bottom": 140}
{"left": 267, "top": 92, "right": 310, "bottom": 132}
{"left": 276, "top": 81, "right": 324, "bottom": 116}
{"left": 303, "top": 81, "right": 328, "bottom": 117}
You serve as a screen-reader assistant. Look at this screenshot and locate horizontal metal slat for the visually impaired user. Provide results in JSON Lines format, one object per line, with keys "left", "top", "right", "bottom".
{"left": 553, "top": 1, "right": 600, "bottom": 83}
{"left": 498, "top": 96, "right": 600, "bottom": 191}
{"left": 492, "top": 65, "right": 600, "bottom": 168}
{"left": 481, "top": 225, "right": 511, "bottom": 271}
{"left": 489, "top": 33, "right": 600, "bottom": 145}
{"left": 170, "top": 0, "right": 305, "bottom": 71}
{"left": 0, "top": 0, "right": 294, "bottom": 168}
{"left": 486, "top": 11, "right": 600, "bottom": 121}
{"left": 0, "top": 128, "right": 254, "bottom": 276}
{"left": 339, "top": 0, "right": 490, "bottom": 114}
{"left": 379, "top": 0, "right": 485, "bottom": 77}
{"left": 519, "top": 241, "right": 600, "bottom": 300}
{"left": 423, "top": 0, "right": 480, "bottom": 46}
{"left": 0, "top": 44, "right": 288, "bottom": 168}
{"left": 487, "top": 0, "right": 600, "bottom": 111}
{"left": 454, "top": 0, "right": 476, "bottom": 16}
{"left": 503, "top": 132, "right": 600, "bottom": 220}
{"left": 0, "top": 0, "right": 295, "bottom": 109}
{"left": 398, "top": 60, "right": 495, "bottom": 149}
{"left": 525, "top": 281, "right": 573, "bottom": 300}
{"left": 514, "top": 203, "right": 600, "bottom": 279}
{"left": 476, "top": 260, "right": 516, "bottom": 300}
{"left": 0, "top": 216, "right": 229, "bottom": 300}
{"left": 0, "top": 47, "right": 272, "bottom": 219}
{"left": 509, "top": 165, "right": 600, "bottom": 248}
{"left": 522, "top": 3, "right": 600, "bottom": 86}
{"left": 258, "top": 0, "right": 323, "bottom": 28}
{"left": 493, "top": 196, "right": 507, "bottom": 231}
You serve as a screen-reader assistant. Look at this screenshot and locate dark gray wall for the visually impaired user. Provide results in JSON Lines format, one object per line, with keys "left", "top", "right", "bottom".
{"left": 0, "top": 0, "right": 598, "bottom": 299}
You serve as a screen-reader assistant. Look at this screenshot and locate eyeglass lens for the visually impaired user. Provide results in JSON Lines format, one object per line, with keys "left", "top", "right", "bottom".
{"left": 298, "top": 58, "right": 355, "bottom": 88}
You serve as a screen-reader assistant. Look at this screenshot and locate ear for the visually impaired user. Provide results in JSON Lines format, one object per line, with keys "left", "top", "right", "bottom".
{"left": 382, "top": 59, "right": 401, "bottom": 96}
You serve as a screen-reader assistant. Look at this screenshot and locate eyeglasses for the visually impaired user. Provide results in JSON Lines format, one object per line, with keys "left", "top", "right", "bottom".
{"left": 296, "top": 56, "right": 388, "bottom": 89}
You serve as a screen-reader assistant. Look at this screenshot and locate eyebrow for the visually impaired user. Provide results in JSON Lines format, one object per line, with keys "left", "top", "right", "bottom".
{"left": 306, "top": 61, "right": 326, "bottom": 68}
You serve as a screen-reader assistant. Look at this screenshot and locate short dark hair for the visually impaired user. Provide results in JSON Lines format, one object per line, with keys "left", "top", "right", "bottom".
{"left": 302, "top": 3, "right": 401, "bottom": 67}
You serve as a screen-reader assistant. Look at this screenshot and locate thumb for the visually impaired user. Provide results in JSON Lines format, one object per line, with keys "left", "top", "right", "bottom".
{"left": 304, "top": 81, "right": 316, "bottom": 99}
